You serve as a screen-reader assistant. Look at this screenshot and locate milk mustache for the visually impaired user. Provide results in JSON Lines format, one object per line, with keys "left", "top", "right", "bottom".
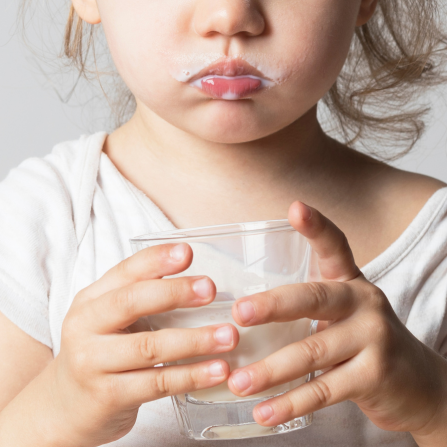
{"left": 150, "top": 292, "right": 312, "bottom": 402}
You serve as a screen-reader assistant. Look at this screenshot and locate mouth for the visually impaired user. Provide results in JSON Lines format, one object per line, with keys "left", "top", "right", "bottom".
{"left": 188, "top": 58, "right": 275, "bottom": 100}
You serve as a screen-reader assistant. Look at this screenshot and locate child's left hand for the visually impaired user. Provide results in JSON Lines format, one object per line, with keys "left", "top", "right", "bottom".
{"left": 228, "top": 201, "right": 447, "bottom": 446}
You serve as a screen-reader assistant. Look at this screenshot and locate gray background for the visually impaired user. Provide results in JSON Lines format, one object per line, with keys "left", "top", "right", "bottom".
{"left": 1, "top": 1, "right": 447, "bottom": 183}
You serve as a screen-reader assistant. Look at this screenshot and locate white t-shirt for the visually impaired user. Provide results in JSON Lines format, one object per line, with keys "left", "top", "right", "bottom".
{"left": 1, "top": 132, "right": 446, "bottom": 447}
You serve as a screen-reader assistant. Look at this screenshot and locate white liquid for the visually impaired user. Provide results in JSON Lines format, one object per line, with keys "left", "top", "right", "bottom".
{"left": 150, "top": 295, "right": 312, "bottom": 402}
{"left": 160, "top": 51, "right": 289, "bottom": 85}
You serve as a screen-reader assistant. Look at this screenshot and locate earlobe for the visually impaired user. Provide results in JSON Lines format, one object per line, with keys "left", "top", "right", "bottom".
{"left": 71, "top": 0, "right": 101, "bottom": 25}
{"left": 356, "top": 0, "right": 379, "bottom": 27}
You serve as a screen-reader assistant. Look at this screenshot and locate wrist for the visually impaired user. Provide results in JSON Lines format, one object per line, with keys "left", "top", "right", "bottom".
{"left": 411, "top": 398, "right": 447, "bottom": 447}
{"left": 410, "top": 349, "right": 447, "bottom": 447}
{"left": 0, "top": 361, "right": 80, "bottom": 447}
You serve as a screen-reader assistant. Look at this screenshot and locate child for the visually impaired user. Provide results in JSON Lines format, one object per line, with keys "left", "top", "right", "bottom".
{"left": 0, "top": 0, "right": 447, "bottom": 446}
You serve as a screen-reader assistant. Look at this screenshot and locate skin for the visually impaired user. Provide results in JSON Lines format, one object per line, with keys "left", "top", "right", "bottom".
{"left": 1, "top": 0, "right": 447, "bottom": 446}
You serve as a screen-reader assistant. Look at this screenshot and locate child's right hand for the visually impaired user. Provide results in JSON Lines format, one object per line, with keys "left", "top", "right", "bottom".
{"left": 47, "top": 243, "right": 238, "bottom": 447}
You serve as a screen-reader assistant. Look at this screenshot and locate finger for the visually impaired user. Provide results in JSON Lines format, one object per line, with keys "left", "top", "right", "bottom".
{"left": 232, "top": 280, "right": 362, "bottom": 326}
{"left": 288, "top": 201, "right": 361, "bottom": 281}
{"left": 317, "top": 320, "right": 329, "bottom": 332}
{"left": 76, "top": 243, "right": 193, "bottom": 303}
{"left": 117, "top": 359, "right": 230, "bottom": 407}
{"left": 96, "top": 324, "right": 239, "bottom": 372}
{"left": 228, "top": 322, "right": 365, "bottom": 398}
{"left": 252, "top": 362, "right": 358, "bottom": 427}
{"left": 80, "top": 275, "right": 216, "bottom": 333}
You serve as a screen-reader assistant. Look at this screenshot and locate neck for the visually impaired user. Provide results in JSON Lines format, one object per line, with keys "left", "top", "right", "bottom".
{"left": 104, "top": 103, "right": 340, "bottom": 226}
{"left": 110, "top": 103, "right": 332, "bottom": 188}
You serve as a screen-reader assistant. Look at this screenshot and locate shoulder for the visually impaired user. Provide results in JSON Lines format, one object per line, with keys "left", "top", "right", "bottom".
{"left": 0, "top": 132, "right": 108, "bottom": 244}
{"left": 340, "top": 148, "right": 447, "bottom": 267}
{"left": 378, "top": 167, "right": 446, "bottom": 222}
{"left": 371, "top": 166, "right": 447, "bottom": 254}
{"left": 43, "top": 132, "right": 107, "bottom": 188}
{"left": 3, "top": 132, "right": 107, "bottom": 189}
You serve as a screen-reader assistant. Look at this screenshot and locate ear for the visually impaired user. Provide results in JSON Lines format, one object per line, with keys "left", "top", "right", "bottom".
{"left": 356, "top": 0, "right": 379, "bottom": 27}
{"left": 71, "top": 0, "right": 101, "bottom": 25}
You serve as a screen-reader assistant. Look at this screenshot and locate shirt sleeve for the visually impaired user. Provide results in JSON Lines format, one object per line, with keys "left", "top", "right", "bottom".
{"left": 0, "top": 155, "right": 77, "bottom": 350}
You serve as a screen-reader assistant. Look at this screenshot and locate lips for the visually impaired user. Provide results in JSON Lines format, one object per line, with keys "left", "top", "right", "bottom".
{"left": 191, "top": 75, "right": 263, "bottom": 99}
{"left": 188, "top": 58, "right": 274, "bottom": 100}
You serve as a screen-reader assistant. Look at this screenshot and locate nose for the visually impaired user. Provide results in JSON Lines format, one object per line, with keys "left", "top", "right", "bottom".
{"left": 193, "top": 0, "right": 265, "bottom": 38}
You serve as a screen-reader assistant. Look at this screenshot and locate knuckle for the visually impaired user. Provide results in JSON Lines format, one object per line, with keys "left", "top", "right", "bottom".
{"left": 61, "top": 313, "right": 78, "bottom": 338}
{"left": 300, "top": 336, "right": 329, "bottom": 367}
{"left": 258, "top": 359, "right": 275, "bottom": 384}
{"left": 152, "top": 371, "right": 172, "bottom": 397}
{"left": 263, "top": 289, "right": 282, "bottom": 320}
{"left": 111, "top": 286, "right": 138, "bottom": 319}
{"left": 366, "top": 285, "right": 389, "bottom": 312}
{"left": 188, "top": 368, "right": 203, "bottom": 391}
{"left": 62, "top": 305, "right": 88, "bottom": 337}
{"left": 306, "top": 282, "right": 329, "bottom": 312}
{"left": 116, "top": 257, "right": 134, "bottom": 282}
{"left": 164, "top": 279, "right": 186, "bottom": 306}
{"left": 137, "top": 333, "right": 161, "bottom": 364}
{"left": 364, "top": 313, "right": 393, "bottom": 346}
{"left": 339, "top": 232, "right": 350, "bottom": 254}
{"left": 70, "top": 348, "right": 92, "bottom": 374}
{"left": 375, "top": 318, "right": 393, "bottom": 345}
{"left": 189, "top": 330, "right": 204, "bottom": 354}
{"left": 96, "top": 375, "right": 123, "bottom": 409}
{"left": 307, "top": 379, "right": 332, "bottom": 408}
{"left": 366, "top": 356, "right": 387, "bottom": 385}
{"left": 74, "top": 288, "right": 88, "bottom": 302}
{"left": 281, "top": 392, "right": 298, "bottom": 417}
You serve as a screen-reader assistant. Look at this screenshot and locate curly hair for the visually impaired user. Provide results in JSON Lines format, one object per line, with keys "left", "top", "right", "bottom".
{"left": 20, "top": 0, "right": 447, "bottom": 160}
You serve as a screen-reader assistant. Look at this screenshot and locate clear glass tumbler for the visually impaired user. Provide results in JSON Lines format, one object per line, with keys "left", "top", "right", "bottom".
{"left": 130, "top": 219, "right": 317, "bottom": 441}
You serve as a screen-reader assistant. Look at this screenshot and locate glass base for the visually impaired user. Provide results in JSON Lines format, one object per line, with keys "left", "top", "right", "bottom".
{"left": 172, "top": 393, "right": 313, "bottom": 440}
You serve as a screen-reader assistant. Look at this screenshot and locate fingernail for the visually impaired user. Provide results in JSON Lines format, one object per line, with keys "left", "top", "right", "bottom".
{"left": 192, "top": 277, "right": 212, "bottom": 299}
{"left": 300, "top": 202, "right": 312, "bottom": 221}
{"left": 237, "top": 301, "right": 255, "bottom": 323}
{"left": 170, "top": 243, "right": 187, "bottom": 261}
{"left": 231, "top": 371, "right": 252, "bottom": 391}
{"left": 215, "top": 326, "right": 233, "bottom": 345}
{"left": 209, "top": 362, "right": 225, "bottom": 377}
{"left": 256, "top": 404, "right": 274, "bottom": 421}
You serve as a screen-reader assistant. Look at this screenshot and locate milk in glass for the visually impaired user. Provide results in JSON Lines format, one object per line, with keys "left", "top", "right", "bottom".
{"left": 149, "top": 293, "right": 312, "bottom": 402}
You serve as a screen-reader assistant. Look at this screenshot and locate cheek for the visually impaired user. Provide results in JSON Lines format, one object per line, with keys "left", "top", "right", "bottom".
{"left": 98, "top": 0, "right": 186, "bottom": 108}
{"left": 275, "top": 1, "right": 358, "bottom": 104}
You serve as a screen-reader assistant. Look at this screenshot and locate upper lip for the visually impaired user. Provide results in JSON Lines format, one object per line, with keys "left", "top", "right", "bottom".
{"left": 189, "top": 58, "right": 269, "bottom": 83}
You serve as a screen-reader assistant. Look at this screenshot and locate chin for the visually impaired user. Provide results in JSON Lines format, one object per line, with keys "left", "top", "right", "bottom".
{"left": 191, "top": 119, "right": 279, "bottom": 144}
{"left": 184, "top": 101, "right": 286, "bottom": 144}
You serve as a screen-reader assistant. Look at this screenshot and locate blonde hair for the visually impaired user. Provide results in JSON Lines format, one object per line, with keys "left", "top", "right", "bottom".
{"left": 24, "top": 1, "right": 447, "bottom": 159}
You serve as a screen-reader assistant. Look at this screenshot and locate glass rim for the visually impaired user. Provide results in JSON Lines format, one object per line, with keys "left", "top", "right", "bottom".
{"left": 129, "top": 218, "right": 297, "bottom": 243}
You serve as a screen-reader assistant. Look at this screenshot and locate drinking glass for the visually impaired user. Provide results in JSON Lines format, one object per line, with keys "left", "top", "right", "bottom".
{"left": 130, "top": 219, "right": 317, "bottom": 440}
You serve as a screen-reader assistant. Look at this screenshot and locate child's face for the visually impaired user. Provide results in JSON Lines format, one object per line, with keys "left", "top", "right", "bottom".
{"left": 93, "top": 0, "right": 373, "bottom": 143}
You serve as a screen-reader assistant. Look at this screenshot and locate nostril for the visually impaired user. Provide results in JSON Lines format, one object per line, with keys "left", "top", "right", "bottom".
{"left": 192, "top": 3, "right": 265, "bottom": 39}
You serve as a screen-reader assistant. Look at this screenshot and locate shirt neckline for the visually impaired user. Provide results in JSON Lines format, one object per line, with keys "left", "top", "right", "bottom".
{"left": 360, "top": 186, "right": 447, "bottom": 281}
{"left": 100, "top": 140, "right": 447, "bottom": 283}
{"left": 101, "top": 151, "right": 177, "bottom": 233}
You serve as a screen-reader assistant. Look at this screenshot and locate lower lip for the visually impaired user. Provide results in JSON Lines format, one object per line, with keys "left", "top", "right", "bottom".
{"left": 190, "top": 75, "right": 268, "bottom": 100}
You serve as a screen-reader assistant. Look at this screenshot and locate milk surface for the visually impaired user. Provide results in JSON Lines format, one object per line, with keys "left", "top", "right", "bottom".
{"left": 150, "top": 294, "right": 312, "bottom": 402}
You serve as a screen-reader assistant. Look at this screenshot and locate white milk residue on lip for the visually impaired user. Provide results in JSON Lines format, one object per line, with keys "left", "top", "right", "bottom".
{"left": 164, "top": 52, "right": 225, "bottom": 82}
{"left": 190, "top": 75, "right": 275, "bottom": 89}
{"left": 159, "top": 51, "right": 297, "bottom": 100}
{"left": 162, "top": 52, "right": 290, "bottom": 85}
